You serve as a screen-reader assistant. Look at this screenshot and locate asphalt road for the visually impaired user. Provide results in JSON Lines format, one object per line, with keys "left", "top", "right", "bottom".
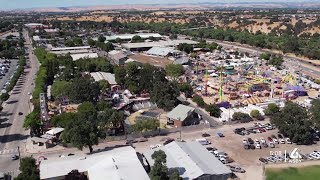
{"left": 0, "top": 60, "right": 18, "bottom": 91}
{"left": 0, "top": 29, "right": 39, "bottom": 175}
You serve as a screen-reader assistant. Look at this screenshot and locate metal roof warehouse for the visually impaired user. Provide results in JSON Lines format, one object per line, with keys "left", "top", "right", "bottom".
{"left": 144, "top": 141, "right": 232, "bottom": 180}
{"left": 122, "top": 40, "right": 198, "bottom": 51}
{"left": 50, "top": 46, "right": 90, "bottom": 51}
{"left": 104, "top": 33, "right": 162, "bottom": 41}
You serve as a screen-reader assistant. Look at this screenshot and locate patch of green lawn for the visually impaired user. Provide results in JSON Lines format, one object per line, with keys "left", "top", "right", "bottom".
{"left": 266, "top": 165, "right": 320, "bottom": 180}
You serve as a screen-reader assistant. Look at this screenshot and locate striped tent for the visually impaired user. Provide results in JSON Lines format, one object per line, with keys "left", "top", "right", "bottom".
{"left": 242, "top": 97, "right": 264, "bottom": 105}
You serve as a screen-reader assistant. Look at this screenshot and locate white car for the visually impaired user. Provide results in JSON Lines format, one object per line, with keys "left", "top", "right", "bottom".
{"left": 285, "top": 138, "right": 292, "bottom": 144}
{"left": 256, "top": 129, "right": 261, "bottom": 133}
{"left": 242, "top": 139, "right": 248, "bottom": 144}
{"left": 255, "top": 143, "right": 261, "bottom": 149}
{"left": 150, "top": 144, "right": 162, "bottom": 149}
{"left": 266, "top": 126, "right": 273, "bottom": 130}
{"left": 273, "top": 138, "right": 279, "bottom": 144}
{"left": 27, "top": 92, "right": 31, "bottom": 95}
{"left": 260, "top": 138, "right": 266, "bottom": 144}
{"left": 279, "top": 138, "right": 285, "bottom": 144}
{"left": 254, "top": 139, "right": 260, "bottom": 144}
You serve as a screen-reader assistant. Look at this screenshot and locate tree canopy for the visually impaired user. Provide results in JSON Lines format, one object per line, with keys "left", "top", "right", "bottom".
{"left": 15, "top": 157, "right": 40, "bottom": 180}
{"left": 271, "top": 101, "right": 313, "bottom": 145}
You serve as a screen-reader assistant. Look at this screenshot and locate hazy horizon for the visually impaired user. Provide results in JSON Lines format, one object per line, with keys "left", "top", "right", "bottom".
{"left": 0, "top": 0, "right": 317, "bottom": 10}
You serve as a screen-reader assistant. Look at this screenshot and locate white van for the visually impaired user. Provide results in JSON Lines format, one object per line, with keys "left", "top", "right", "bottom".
{"left": 196, "top": 138, "right": 211, "bottom": 145}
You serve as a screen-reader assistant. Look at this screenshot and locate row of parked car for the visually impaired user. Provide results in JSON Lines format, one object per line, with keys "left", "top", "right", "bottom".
{"left": 234, "top": 123, "right": 275, "bottom": 136}
{"left": 259, "top": 150, "right": 320, "bottom": 164}
{"left": 242, "top": 134, "right": 292, "bottom": 150}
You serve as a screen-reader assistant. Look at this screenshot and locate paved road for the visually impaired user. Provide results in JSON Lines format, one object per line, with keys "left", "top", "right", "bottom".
{"left": 0, "top": 29, "right": 39, "bottom": 175}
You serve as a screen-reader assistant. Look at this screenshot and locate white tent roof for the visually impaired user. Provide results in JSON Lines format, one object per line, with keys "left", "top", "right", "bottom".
{"left": 45, "top": 127, "right": 64, "bottom": 135}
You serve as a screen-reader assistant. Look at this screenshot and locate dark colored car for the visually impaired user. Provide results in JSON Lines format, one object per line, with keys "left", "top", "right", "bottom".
{"left": 249, "top": 144, "right": 255, "bottom": 149}
{"left": 248, "top": 138, "right": 254, "bottom": 144}
{"left": 68, "top": 153, "right": 75, "bottom": 156}
{"left": 206, "top": 147, "right": 217, "bottom": 151}
{"left": 202, "top": 133, "right": 210, "bottom": 137}
{"left": 18, "top": 112, "right": 23, "bottom": 115}
{"left": 263, "top": 143, "right": 268, "bottom": 148}
{"left": 278, "top": 134, "right": 284, "bottom": 139}
{"left": 267, "top": 137, "right": 273, "bottom": 142}
{"left": 259, "top": 158, "right": 268, "bottom": 164}
{"left": 163, "top": 138, "right": 175, "bottom": 145}
{"left": 234, "top": 128, "right": 241, "bottom": 134}
{"left": 217, "top": 132, "right": 224, "bottom": 137}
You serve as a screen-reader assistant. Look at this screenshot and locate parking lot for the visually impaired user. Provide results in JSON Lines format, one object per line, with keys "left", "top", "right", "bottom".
{"left": 129, "top": 120, "right": 320, "bottom": 179}
{"left": 0, "top": 59, "right": 18, "bottom": 92}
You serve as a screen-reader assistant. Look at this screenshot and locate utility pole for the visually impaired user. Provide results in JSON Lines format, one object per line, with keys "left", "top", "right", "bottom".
{"left": 18, "top": 146, "right": 21, "bottom": 164}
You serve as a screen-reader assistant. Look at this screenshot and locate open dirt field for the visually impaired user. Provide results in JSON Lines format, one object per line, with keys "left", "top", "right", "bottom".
{"left": 129, "top": 54, "right": 173, "bottom": 68}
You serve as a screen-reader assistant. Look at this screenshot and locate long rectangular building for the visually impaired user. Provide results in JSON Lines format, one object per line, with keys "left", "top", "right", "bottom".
{"left": 104, "top": 33, "right": 162, "bottom": 41}
{"left": 122, "top": 40, "right": 198, "bottom": 51}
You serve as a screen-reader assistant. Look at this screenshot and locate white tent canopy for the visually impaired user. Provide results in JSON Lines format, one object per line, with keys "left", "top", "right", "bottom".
{"left": 45, "top": 127, "right": 64, "bottom": 135}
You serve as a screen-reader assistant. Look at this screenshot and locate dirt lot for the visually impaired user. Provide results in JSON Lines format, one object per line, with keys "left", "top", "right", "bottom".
{"left": 129, "top": 54, "right": 173, "bottom": 68}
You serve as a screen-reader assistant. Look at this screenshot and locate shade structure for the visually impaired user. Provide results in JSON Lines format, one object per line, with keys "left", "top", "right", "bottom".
{"left": 242, "top": 97, "right": 264, "bottom": 104}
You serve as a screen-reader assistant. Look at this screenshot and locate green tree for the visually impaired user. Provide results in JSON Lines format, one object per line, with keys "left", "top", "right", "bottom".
{"left": 99, "top": 80, "right": 110, "bottom": 92}
{"left": 150, "top": 150, "right": 168, "bottom": 180}
{"left": 250, "top": 110, "right": 261, "bottom": 118}
{"left": 192, "top": 95, "right": 206, "bottom": 108}
{"left": 67, "top": 76, "right": 100, "bottom": 103}
{"left": 232, "top": 112, "right": 253, "bottom": 123}
{"left": 271, "top": 102, "right": 313, "bottom": 145}
{"left": 23, "top": 111, "right": 42, "bottom": 136}
{"left": 65, "top": 170, "right": 88, "bottom": 180}
{"left": 51, "top": 112, "right": 76, "bottom": 128}
{"left": 131, "top": 35, "right": 143, "bottom": 43}
{"left": 96, "top": 101, "right": 112, "bottom": 111}
{"left": 87, "top": 38, "right": 96, "bottom": 46}
{"left": 178, "top": 83, "right": 193, "bottom": 98}
{"left": 98, "top": 35, "right": 106, "bottom": 43}
{"left": 64, "top": 39, "right": 75, "bottom": 47}
{"left": 177, "top": 43, "right": 193, "bottom": 54}
{"left": 169, "top": 169, "right": 182, "bottom": 180}
{"left": 260, "top": 53, "right": 271, "bottom": 60}
{"left": 73, "top": 37, "right": 83, "bottom": 46}
{"left": 132, "top": 118, "right": 160, "bottom": 133}
{"left": 61, "top": 113, "right": 99, "bottom": 153}
{"left": 0, "top": 92, "right": 9, "bottom": 101}
{"left": 114, "top": 67, "right": 127, "bottom": 87}
{"left": 15, "top": 157, "right": 39, "bottom": 180}
{"left": 51, "top": 80, "right": 71, "bottom": 98}
{"left": 77, "top": 102, "right": 97, "bottom": 116}
{"left": 205, "top": 104, "right": 221, "bottom": 118}
{"left": 165, "top": 64, "right": 184, "bottom": 79}
{"left": 264, "top": 103, "right": 280, "bottom": 116}
{"left": 310, "top": 99, "right": 320, "bottom": 129}
{"left": 151, "top": 81, "right": 179, "bottom": 111}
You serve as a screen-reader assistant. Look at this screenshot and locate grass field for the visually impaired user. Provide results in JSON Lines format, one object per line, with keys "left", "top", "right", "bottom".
{"left": 266, "top": 165, "right": 320, "bottom": 180}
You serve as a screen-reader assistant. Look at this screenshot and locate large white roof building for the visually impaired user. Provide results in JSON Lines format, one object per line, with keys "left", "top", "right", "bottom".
{"left": 104, "top": 33, "right": 162, "bottom": 41}
{"left": 144, "top": 141, "right": 232, "bottom": 180}
{"left": 90, "top": 72, "right": 117, "bottom": 85}
{"left": 70, "top": 53, "right": 98, "bottom": 61}
{"left": 40, "top": 146, "right": 150, "bottom": 180}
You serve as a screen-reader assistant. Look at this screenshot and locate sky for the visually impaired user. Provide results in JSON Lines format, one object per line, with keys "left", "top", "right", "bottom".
{"left": 0, "top": 0, "right": 314, "bottom": 10}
